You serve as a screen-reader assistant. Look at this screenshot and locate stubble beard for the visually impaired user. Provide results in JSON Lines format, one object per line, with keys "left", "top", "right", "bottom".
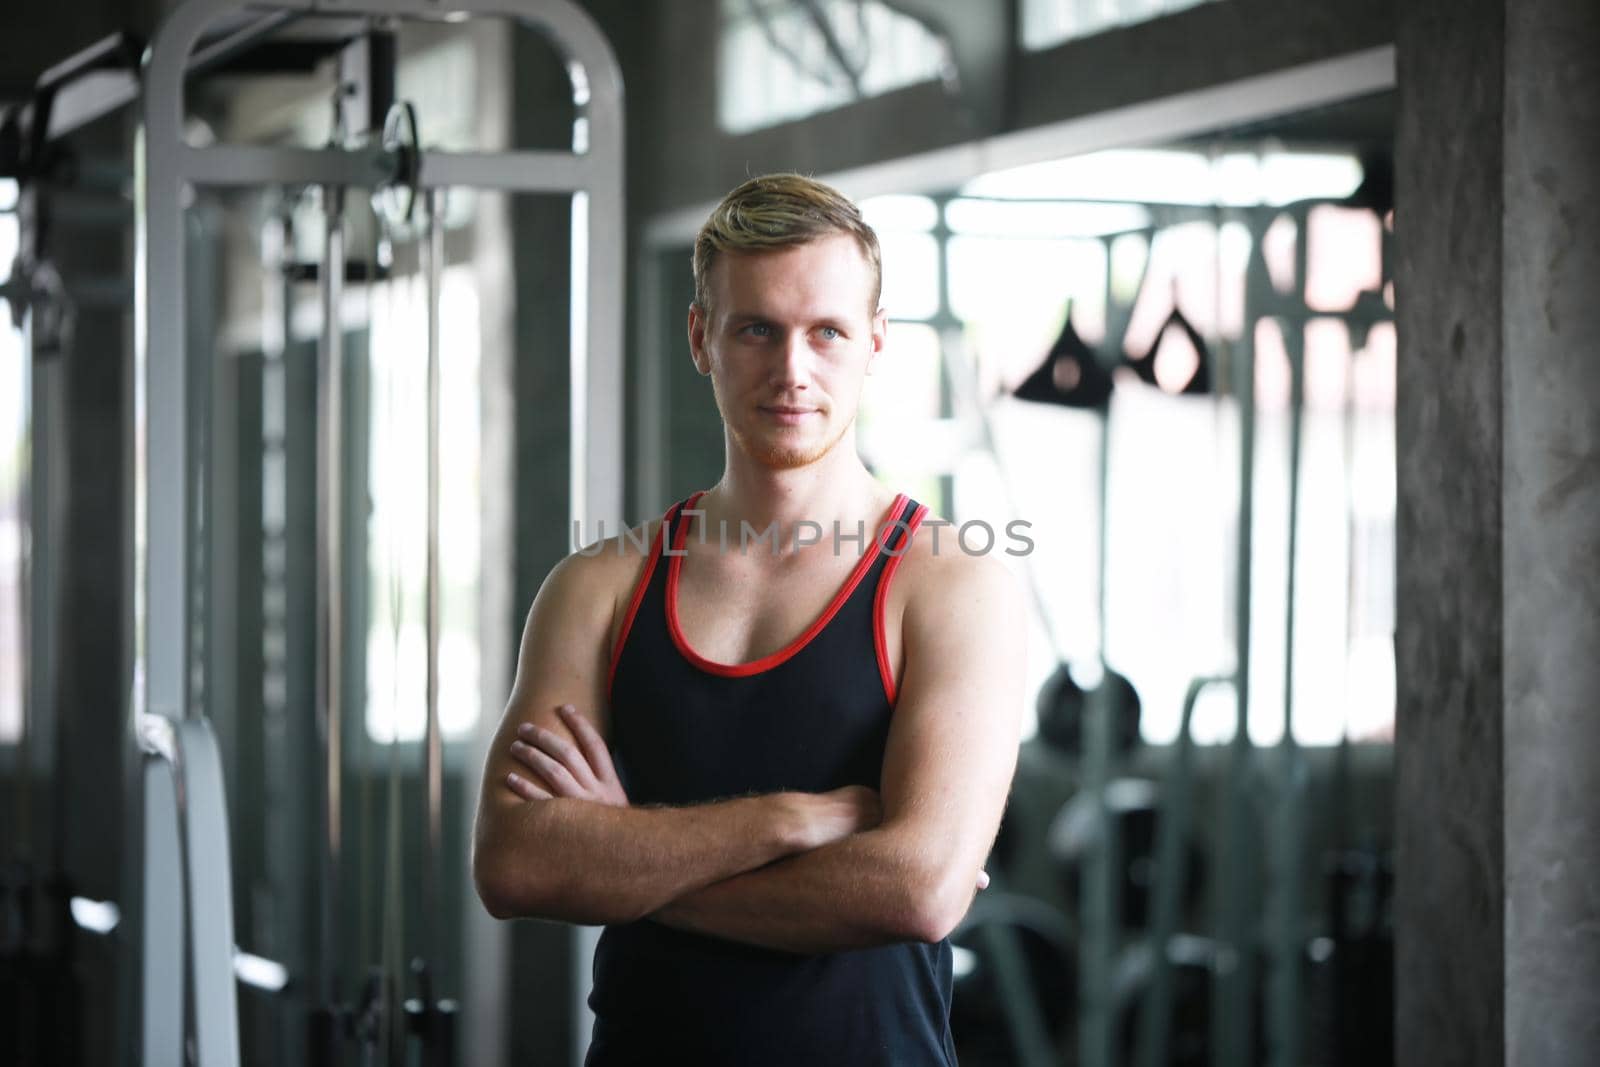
{"left": 715, "top": 382, "right": 854, "bottom": 471}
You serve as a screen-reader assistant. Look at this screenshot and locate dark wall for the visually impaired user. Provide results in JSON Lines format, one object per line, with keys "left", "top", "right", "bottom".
{"left": 0, "top": 0, "right": 167, "bottom": 100}
{"left": 595, "top": 0, "right": 1392, "bottom": 217}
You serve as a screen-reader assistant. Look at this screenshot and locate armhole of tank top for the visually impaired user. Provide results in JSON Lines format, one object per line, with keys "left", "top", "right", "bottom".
{"left": 874, "top": 500, "right": 928, "bottom": 706}
{"left": 606, "top": 505, "right": 678, "bottom": 701}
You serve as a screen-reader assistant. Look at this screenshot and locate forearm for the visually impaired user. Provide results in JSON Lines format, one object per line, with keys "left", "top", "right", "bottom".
{"left": 650, "top": 826, "right": 972, "bottom": 955}
{"left": 475, "top": 793, "right": 805, "bottom": 925}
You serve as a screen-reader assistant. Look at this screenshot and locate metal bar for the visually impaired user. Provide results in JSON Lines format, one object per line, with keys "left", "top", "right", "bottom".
{"left": 35, "top": 32, "right": 140, "bottom": 93}
{"left": 1266, "top": 312, "right": 1308, "bottom": 1067}
{"left": 1076, "top": 234, "right": 1125, "bottom": 1063}
{"left": 418, "top": 149, "right": 593, "bottom": 193}
{"left": 141, "top": 726, "right": 185, "bottom": 1066}
{"left": 178, "top": 718, "right": 244, "bottom": 1067}
{"left": 459, "top": 28, "right": 517, "bottom": 1052}
{"left": 16, "top": 291, "right": 44, "bottom": 864}
{"left": 568, "top": 187, "right": 593, "bottom": 604}
{"left": 562, "top": 5, "right": 627, "bottom": 544}
{"left": 1136, "top": 674, "right": 1234, "bottom": 1067}
{"left": 141, "top": 0, "right": 201, "bottom": 735}
{"left": 181, "top": 143, "right": 397, "bottom": 189}
{"left": 188, "top": 195, "right": 220, "bottom": 712}
{"left": 260, "top": 202, "right": 309, "bottom": 1067}
{"left": 315, "top": 183, "right": 346, "bottom": 1011}
{"left": 576, "top": 189, "right": 624, "bottom": 537}
{"left": 188, "top": 9, "right": 303, "bottom": 78}
{"left": 137, "top": 713, "right": 243, "bottom": 1067}
{"left": 42, "top": 75, "right": 140, "bottom": 144}
{"left": 1213, "top": 209, "right": 1266, "bottom": 1067}
{"left": 1096, "top": 410, "right": 1112, "bottom": 660}
{"left": 179, "top": 143, "right": 597, "bottom": 193}
{"left": 421, "top": 187, "right": 445, "bottom": 971}
{"left": 1079, "top": 408, "right": 1119, "bottom": 1067}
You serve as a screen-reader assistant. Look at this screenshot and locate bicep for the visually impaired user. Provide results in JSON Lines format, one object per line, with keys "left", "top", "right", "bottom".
{"left": 477, "top": 553, "right": 616, "bottom": 831}
{"left": 878, "top": 556, "right": 1027, "bottom": 871}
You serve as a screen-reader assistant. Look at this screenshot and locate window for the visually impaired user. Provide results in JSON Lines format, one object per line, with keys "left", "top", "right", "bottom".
{"left": 364, "top": 265, "right": 483, "bottom": 744}
{"left": 718, "top": 0, "right": 952, "bottom": 133}
{"left": 1022, "top": 0, "right": 1221, "bottom": 51}
{"left": 0, "top": 181, "right": 22, "bottom": 744}
{"left": 855, "top": 150, "right": 1393, "bottom": 747}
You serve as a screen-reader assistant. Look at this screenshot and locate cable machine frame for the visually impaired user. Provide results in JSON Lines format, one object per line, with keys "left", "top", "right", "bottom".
{"left": 132, "top": 1, "right": 625, "bottom": 1064}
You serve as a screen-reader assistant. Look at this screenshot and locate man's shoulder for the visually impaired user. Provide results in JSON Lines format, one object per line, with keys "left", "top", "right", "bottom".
{"left": 892, "top": 506, "right": 1021, "bottom": 613}
{"left": 548, "top": 516, "right": 668, "bottom": 599}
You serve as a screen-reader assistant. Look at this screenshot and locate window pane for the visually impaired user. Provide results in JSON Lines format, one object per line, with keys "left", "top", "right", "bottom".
{"left": 948, "top": 234, "right": 1108, "bottom": 393}
{"left": 718, "top": 0, "right": 948, "bottom": 133}
{"left": 1022, "top": 0, "right": 1223, "bottom": 51}
{"left": 0, "top": 188, "right": 22, "bottom": 743}
{"left": 879, "top": 232, "right": 939, "bottom": 321}
{"left": 365, "top": 266, "right": 482, "bottom": 744}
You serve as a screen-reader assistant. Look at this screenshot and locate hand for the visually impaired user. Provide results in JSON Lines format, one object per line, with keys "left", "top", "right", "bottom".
{"left": 505, "top": 704, "right": 629, "bottom": 807}
{"left": 787, "top": 785, "right": 882, "bottom": 850}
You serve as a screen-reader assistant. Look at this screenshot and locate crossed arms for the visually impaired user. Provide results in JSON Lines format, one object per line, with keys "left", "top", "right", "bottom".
{"left": 470, "top": 534, "right": 1025, "bottom": 955}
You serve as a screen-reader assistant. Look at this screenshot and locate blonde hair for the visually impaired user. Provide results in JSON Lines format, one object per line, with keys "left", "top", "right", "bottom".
{"left": 692, "top": 173, "right": 882, "bottom": 315}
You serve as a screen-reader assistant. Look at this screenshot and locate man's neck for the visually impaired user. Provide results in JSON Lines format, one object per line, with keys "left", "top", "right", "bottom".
{"left": 702, "top": 446, "right": 888, "bottom": 550}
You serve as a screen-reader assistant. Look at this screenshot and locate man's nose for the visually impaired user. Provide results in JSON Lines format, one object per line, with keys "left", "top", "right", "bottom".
{"left": 773, "top": 331, "right": 812, "bottom": 388}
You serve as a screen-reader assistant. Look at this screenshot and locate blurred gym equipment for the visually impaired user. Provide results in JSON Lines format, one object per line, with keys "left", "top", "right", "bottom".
{"left": 1, "top": 2, "right": 624, "bottom": 1062}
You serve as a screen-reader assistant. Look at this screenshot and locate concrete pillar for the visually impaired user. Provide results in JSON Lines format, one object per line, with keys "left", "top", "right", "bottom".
{"left": 1500, "top": 0, "right": 1600, "bottom": 1062}
{"left": 1396, "top": 0, "right": 1600, "bottom": 1064}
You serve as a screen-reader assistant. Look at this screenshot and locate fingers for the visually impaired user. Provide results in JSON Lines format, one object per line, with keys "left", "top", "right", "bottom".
{"left": 509, "top": 735, "right": 584, "bottom": 796}
{"left": 558, "top": 704, "right": 619, "bottom": 784}
{"left": 505, "top": 772, "right": 552, "bottom": 801}
{"left": 516, "top": 721, "right": 595, "bottom": 789}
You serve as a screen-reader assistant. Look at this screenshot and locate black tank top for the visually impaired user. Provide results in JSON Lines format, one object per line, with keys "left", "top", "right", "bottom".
{"left": 587, "top": 490, "right": 955, "bottom": 1066}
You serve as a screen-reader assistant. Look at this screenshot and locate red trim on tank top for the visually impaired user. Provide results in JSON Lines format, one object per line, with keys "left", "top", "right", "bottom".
{"left": 874, "top": 502, "right": 928, "bottom": 705}
{"left": 606, "top": 505, "right": 677, "bottom": 700}
{"left": 665, "top": 490, "right": 908, "bottom": 678}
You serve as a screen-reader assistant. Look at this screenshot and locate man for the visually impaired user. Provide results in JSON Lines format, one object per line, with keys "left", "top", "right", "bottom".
{"left": 471, "top": 173, "right": 1025, "bottom": 1065}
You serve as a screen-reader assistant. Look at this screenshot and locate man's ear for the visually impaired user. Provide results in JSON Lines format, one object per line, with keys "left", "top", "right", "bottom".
{"left": 866, "top": 306, "right": 889, "bottom": 374}
{"left": 687, "top": 302, "right": 712, "bottom": 376}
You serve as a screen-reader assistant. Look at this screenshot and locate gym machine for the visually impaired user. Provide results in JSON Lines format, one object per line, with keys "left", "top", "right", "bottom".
{"left": 946, "top": 174, "right": 1393, "bottom": 1066}
{"left": 2, "top": 1, "right": 624, "bottom": 1063}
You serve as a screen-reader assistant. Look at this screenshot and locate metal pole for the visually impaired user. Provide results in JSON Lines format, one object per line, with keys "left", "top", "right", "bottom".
{"left": 422, "top": 186, "right": 445, "bottom": 971}
{"left": 260, "top": 202, "right": 304, "bottom": 1066}
{"left": 16, "top": 295, "right": 38, "bottom": 864}
{"left": 1136, "top": 674, "right": 1234, "bottom": 1067}
{"left": 316, "top": 183, "right": 347, "bottom": 1011}
{"left": 1267, "top": 309, "right": 1308, "bottom": 1067}
{"left": 1213, "top": 208, "right": 1264, "bottom": 1067}
{"left": 1079, "top": 407, "right": 1118, "bottom": 1067}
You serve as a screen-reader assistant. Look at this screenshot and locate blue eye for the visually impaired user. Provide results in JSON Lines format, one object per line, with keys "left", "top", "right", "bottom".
{"left": 818, "top": 326, "right": 841, "bottom": 341}
{"left": 743, "top": 323, "right": 773, "bottom": 338}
